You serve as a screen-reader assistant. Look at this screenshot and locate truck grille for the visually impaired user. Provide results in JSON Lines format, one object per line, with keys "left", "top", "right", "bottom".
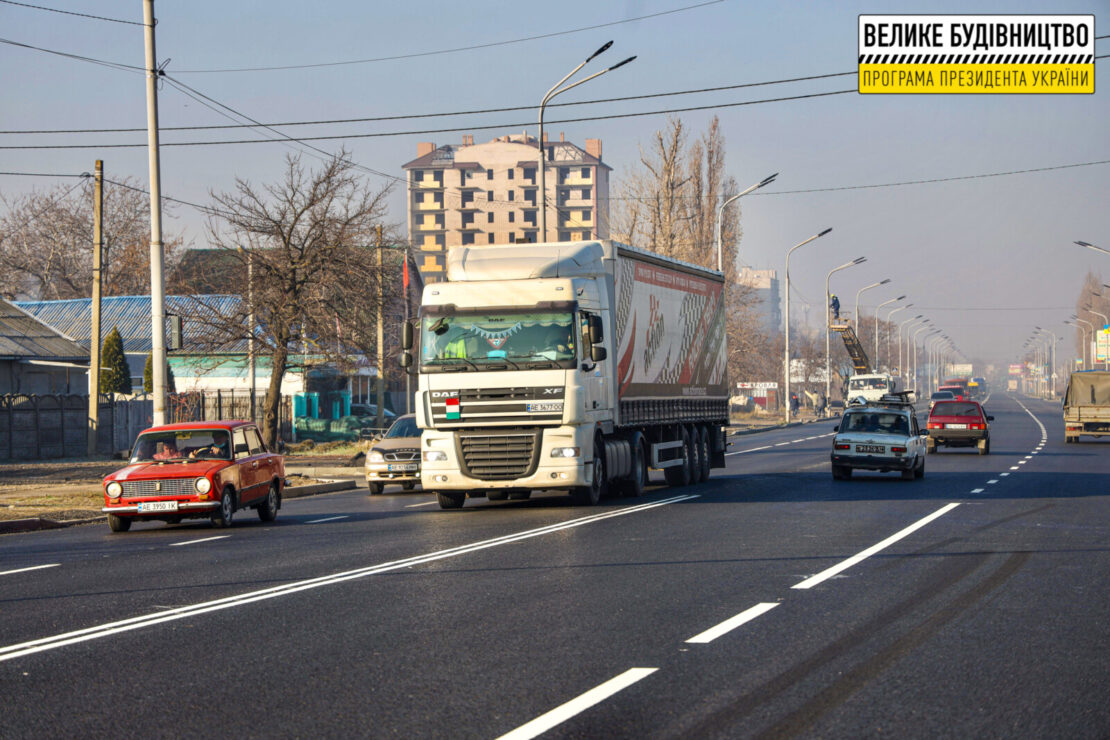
{"left": 458, "top": 430, "right": 539, "bottom": 480}
{"left": 384, "top": 449, "right": 419, "bottom": 462}
{"left": 121, "top": 479, "right": 196, "bottom": 498}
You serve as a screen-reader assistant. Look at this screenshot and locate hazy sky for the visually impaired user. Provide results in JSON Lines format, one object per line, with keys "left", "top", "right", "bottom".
{"left": 2, "top": 0, "right": 1107, "bottom": 370}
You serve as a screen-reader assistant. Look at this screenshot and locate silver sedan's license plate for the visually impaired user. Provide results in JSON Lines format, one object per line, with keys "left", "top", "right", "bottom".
{"left": 387, "top": 463, "right": 418, "bottom": 472}
{"left": 137, "top": 500, "right": 178, "bottom": 513}
{"left": 856, "top": 444, "right": 885, "bottom": 454}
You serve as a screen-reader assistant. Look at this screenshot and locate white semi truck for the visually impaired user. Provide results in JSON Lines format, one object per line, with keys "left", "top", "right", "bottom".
{"left": 401, "top": 240, "right": 729, "bottom": 509}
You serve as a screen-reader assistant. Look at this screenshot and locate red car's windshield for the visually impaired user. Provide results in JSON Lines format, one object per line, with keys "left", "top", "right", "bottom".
{"left": 130, "top": 429, "right": 232, "bottom": 463}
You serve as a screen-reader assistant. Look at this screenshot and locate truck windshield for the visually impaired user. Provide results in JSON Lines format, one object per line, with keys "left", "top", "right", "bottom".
{"left": 420, "top": 311, "right": 576, "bottom": 371}
{"left": 850, "top": 378, "right": 888, "bottom": 390}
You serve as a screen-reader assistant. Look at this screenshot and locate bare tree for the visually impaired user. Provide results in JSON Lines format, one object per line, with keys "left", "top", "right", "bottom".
{"left": 0, "top": 177, "right": 184, "bottom": 300}
{"left": 200, "top": 152, "right": 397, "bottom": 447}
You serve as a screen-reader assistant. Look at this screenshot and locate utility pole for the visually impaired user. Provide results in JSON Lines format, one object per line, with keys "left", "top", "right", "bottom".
{"left": 87, "top": 160, "right": 103, "bottom": 456}
{"left": 247, "top": 252, "right": 256, "bottom": 422}
{"left": 144, "top": 0, "right": 167, "bottom": 425}
{"left": 376, "top": 225, "right": 386, "bottom": 430}
{"left": 403, "top": 246, "right": 412, "bottom": 414}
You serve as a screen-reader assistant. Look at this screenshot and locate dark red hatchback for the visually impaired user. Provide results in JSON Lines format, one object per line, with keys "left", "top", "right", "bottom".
{"left": 926, "top": 400, "right": 993, "bottom": 454}
{"left": 102, "top": 420, "right": 285, "bottom": 532}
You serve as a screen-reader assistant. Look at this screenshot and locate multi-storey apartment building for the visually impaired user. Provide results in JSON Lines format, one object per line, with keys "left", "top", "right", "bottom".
{"left": 402, "top": 133, "right": 610, "bottom": 282}
{"left": 739, "top": 266, "right": 783, "bottom": 335}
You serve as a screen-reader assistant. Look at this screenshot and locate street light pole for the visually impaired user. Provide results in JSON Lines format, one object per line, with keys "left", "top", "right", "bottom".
{"left": 782, "top": 228, "right": 832, "bottom": 424}
{"left": 898, "top": 316, "right": 925, "bottom": 387}
{"left": 854, "top": 278, "right": 891, "bottom": 331}
{"left": 1035, "top": 326, "right": 1058, "bottom": 397}
{"left": 873, "top": 295, "right": 905, "bottom": 370}
{"left": 886, "top": 304, "right": 913, "bottom": 372}
{"left": 825, "top": 256, "right": 866, "bottom": 403}
{"left": 1068, "top": 318, "right": 1092, "bottom": 369}
{"left": 715, "top": 173, "right": 778, "bottom": 272}
{"left": 911, "top": 325, "right": 935, "bottom": 396}
{"left": 538, "top": 42, "right": 634, "bottom": 243}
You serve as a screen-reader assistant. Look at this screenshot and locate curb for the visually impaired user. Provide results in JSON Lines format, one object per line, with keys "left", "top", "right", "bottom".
{"left": 283, "top": 479, "right": 357, "bottom": 498}
{"left": 286, "top": 465, "right": 363, "bottom": 479}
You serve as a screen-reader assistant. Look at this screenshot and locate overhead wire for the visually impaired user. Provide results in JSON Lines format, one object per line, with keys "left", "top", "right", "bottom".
{"left": 0, "top": 0, "right": 144, "bottom": 26}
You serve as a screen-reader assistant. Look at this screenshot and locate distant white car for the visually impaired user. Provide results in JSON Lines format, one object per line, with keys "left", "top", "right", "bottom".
{"left": 831, "top": 396, "right": 925, "bottom": 480}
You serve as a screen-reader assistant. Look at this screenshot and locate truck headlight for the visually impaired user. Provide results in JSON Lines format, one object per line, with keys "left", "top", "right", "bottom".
{"left": 194, "top": 477, "right": 212, "bottom": 494}
{"left": 423, "top": 450, "right": 447, "bottom": 462}
{"left": 106, "top": 481, "right": 122, "bottom": 498}
{"left": 368, "top": 450, "right": 385, "bottom": 463}
{"left": 550, "top": 447, "right": 580, "bottom": 458}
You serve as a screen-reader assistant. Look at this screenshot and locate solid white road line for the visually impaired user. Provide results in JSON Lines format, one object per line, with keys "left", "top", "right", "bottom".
{"left": 305, "top": 516, "right": 349, "bottom": 524}
{"left": 0, "top": 563, "right": 60, "bottom": 577}
{"left": 495, "top": 668, "right": 658, "bottom": 740}
{"left": 792, "top": 503, "right": 961, "bottom": 590}
{"left": 774, "top": 442, "right": 790, "bottom": 447}
{"left": 168, "top": 536, "right": 230, "bottom": 547}
{"left": 405, "top": 501, "right": 439, "bottom": 508}
{"left": 726, "top": 444, "right": 772, "bottom": 456}
{"left": 0, "top": 495, "right": 698, "bottom": 663}
{"left": 686, "top": 602, "right": 779, "bottom": 644}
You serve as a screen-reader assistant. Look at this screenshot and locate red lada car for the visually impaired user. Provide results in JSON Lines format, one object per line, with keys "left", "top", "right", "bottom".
{"left": 102, "top": 421, "right": 285, "bottom": 533}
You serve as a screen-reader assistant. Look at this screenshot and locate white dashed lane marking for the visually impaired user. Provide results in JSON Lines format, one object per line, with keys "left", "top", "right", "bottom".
{"left": 971, "top": 489, "right": 985, "bottom": 494}
{"left": 686, "top": 602, "right": 780, "bottom": 644}
{"left": 169, "top": 536, "right": 230, "bottom": 547}
{"left": 306, "top": 516, "right": 349, "bottom": 524}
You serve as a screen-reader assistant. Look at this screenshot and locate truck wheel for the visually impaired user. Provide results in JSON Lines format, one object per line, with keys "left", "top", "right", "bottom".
{"left": 107, "top": 513, "right": 131, "bottom": 532}
{"left": 436, "top": 491, "right": 465, "bottom": 509}
{"left": 367, "top": 482, "right": 384, "bottom": 495}
{"left": 615, "top": 440, "right": 647, "bottom": 498}
{"left": 688, "top": 426, "right": 704, "bottom": 484}
{"left": 663, "top": 428, "right": 692, "bottom": 487}
{"left": 401, "top": 482, "right": 416, "bottom": 491}
{"left": 211, "top": 488, "right": 235, "bottom": 528}
{"left": 698, "top": 427, "right": 712, "bottom": 482}
{"left": 572, "top": 442, "right": 606, "bottom": 505}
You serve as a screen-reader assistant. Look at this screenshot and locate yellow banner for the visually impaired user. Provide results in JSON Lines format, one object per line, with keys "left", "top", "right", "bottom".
{"left": 859, "top": 64, "right": 1094, "bottom": 94}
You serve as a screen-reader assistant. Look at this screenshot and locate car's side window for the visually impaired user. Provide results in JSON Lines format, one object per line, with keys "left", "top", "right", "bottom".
{"left": 233, "top": 428, "right": 249, "bottom": 459}
{"left": 911, "top": 415, "right": 920, "bottom": 435}
{"left": 246, "top": 427, "right": 266, "bottom": 455}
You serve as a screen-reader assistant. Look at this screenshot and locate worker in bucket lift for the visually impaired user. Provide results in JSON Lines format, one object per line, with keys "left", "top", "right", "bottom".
{"left": 829, "top": 294, "right": 840, "bottom": 321}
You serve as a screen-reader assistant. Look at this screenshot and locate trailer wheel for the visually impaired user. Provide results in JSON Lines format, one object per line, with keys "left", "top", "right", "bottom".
{"left": 664, "top": 427, "right": 692, "bottom": 488}
{"left": 688, "top": 426, "right": 704, "bottom": 484}
{"left": 697, "top": 426, "right": 711, "bottom": 482}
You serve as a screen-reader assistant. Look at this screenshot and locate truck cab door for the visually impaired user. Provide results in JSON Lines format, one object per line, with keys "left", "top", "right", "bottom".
{"left": 579, "top": 310, "right": 609, "bottom": 420}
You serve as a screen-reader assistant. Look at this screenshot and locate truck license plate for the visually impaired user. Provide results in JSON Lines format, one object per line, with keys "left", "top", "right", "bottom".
{"left": 137, "top": 500, "right": 178, "bottom": 513}
{"left": 856, "top": 444, "right": 885, "bottom": 454}
{"left": 387, "top": 463, "right": 418, "bottom": 472}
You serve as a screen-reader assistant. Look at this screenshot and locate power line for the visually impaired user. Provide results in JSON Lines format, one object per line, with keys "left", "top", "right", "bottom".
{"left": 0, "top": 88, "right": 858, "bottom": 149}
{"left": 0, "top": 0, "right": 144, "bottom": 26}
{"left": 173, "top": 1, "right": 723, "bottom": 73}
{"left": 0, "top": 71, "right": 858, "bottom": 135}
{"left": 0, "top": 176, "right": 89, "bottom": 240}
{"left": 0, "top": 36, "right": 144, "bottom": 73}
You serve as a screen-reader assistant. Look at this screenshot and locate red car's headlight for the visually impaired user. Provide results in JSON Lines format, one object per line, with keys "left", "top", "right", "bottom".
{"left": 106, "top": 481, "right": 122, "bottom": 498}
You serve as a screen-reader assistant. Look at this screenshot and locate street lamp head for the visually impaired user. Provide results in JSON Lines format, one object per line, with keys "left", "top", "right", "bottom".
{"left": 817, "top": 227, "right": 832, "bottom": 237}
{"left": 879, "top": 278, "right": 892, "bottom": 285}
{"left": 760, "top": 173, "right": 780, "bottom": 188}
{"left": 608, "top": 55, "right": 637, "bottom": 71}
{"left": 852, "top": 256, "right": 867, "bottom": 264}
{"left": 1076, "top": 240, "right": 1093, "bottom": 247}
{"left": 895, "top": 295, "right": 906, "bottom": 301}
{"left": 587, "top": 41, "right": 614, "bottom": 62}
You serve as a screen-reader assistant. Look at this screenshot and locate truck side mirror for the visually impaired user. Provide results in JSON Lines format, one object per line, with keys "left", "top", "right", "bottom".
{"left": 588, "top": 314, "right": 604, "bottom": 344}
{"left": 399, "top": 352, "right": 413, "bottom": 368}
{"left": 591, "top": 346, "right": 607, "bottom": 362}
{"left": 402, "top": 321, "right": 414, "bottom": 351}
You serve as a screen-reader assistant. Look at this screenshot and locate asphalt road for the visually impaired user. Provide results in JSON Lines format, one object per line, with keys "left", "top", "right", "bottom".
{"left": 1, "top": 394, "right": 1108, "bottom": 738}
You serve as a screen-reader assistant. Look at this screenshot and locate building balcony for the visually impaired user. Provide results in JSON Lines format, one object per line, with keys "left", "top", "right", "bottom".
{"left": 559, "top": 174, "right": 592, "bottom": 186}
{"left": 415, "top": 178, "right": 445, "bottom": 189}
{"left": 415, "top": 201, "right": 444, "bottom": 211}
{"left": 417, "top": 222, "right": 446, "bottom": 232}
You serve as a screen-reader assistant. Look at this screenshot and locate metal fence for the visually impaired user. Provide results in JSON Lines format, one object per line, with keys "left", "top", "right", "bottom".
{"left": 0, "top": 391, "right": 292, "bottom": 461}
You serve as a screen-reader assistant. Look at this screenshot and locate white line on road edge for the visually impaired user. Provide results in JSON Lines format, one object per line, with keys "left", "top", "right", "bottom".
{"left": 774, "top": 442, "right": 790, "bottom": 447}
{"left": 0, "top": 495, "right": 698, "bottom": 663}
{"left": 495, "top": 668, "right": 658, "bottom": 740}
{"left": 0, "top": 563, "right": 60, "bottom": 577}
{"left": 405, "top": 501, "right": 439, "bottom": 508}
{"left": 686, "top": 602, "right": 779, "bottom": 644}
{"left": 792, "top": 503, "right": 961, "bottom": 590}
{"left": 305, "top": 516, "right": 349, "bottom": 524}
{"left": 168, "top": 536, "right": 229, "bottom": 547}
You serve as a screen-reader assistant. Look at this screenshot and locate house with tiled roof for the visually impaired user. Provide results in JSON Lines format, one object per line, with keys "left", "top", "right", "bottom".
{"left": 0, "top": 298, "right": 88, "bottom": 394}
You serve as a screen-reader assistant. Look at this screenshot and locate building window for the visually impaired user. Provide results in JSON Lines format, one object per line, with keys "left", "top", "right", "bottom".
{"left": 461, "top": 191, "right": 474, "bottom": 206}
{"left": 462, "top": 212, "right": 475, "bottom": 227}
{"left": 559, "top": 231, "right": 570, "bottom": 241}
{"left": 559, "top": 167, "right": 569, "bottom": 181}
{"left": 460, "top": 170, "right": 469, "bottom": 184}
{"left": 488, "top": 233, "right": 496, "bottom": 244}
{"left": 436, "top": 234, "right": 445, "bottom": 248}
{"left": 487, "top": 190, "right": 494, "bottom": 203}
{"left": 524, "top": 231, "right": 537, "bottom": 243}
{"left": 508, "top": 190, "right": 515, "bottom": 202}
{"left": 524, "top": 210, "right": 536, "bottom": 225}
{"left": 581, "top": 209, "right": 592, "bottom": 222}
{"left": 487, "top": 212, "right": 494, "bottom": 224}
{"left": 413, "top": 169, "right": 422, "bottom": 181}
{"left": 507, "top": 169, "right": 514, "bottom": 180}
{"left": 487, "top": 169, "right": 494, "bottom": 180}
{"left": 462, "top": 232, "right": 475, "bottom": 245}
{"left": 581, "top": 167, "right": 590, "bottom": 179}
{"left": 508, "top": 232, "right": 516, "bottom": 243}
{"left": 578, "top": 231, "right": 589, "bottom": 241}
{"left": 523, "top": 167, "right": 536, "bottom": 182}
{"left": 508, "top": 212, "right": 515, "bottom": 223}
{"left": 581, "top": 188, "right": 591, "bottom": 200}
{"left": 524, "top": 188, "right": 536, "bottom": 204}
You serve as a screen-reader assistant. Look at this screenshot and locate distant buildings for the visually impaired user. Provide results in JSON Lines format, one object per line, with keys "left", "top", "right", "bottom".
{"left": 402, "top": 133, "right": 611, "bottom": 282}
{"left": 739, "top": 267, "right": 782, "bottom": 335}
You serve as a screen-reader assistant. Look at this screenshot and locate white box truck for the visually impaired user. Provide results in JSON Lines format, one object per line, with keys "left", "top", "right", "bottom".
{"left": 401, "top": 240, "right": 728, "bottom": 509}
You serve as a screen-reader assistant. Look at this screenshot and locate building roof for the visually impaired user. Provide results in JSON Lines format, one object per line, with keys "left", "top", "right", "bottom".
{"left": 403, "top": 137, "right": 610, "bottom": 171}
{"left": 15, "top": 295, "right": 244, "bottom": 354}
{"left": 0, "top": 298, "right": 89, "bottom": 362}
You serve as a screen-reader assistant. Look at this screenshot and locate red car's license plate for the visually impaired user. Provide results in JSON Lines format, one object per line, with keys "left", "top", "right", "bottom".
{"left": 856, "top": 444, "right": 885, "bottom": 453}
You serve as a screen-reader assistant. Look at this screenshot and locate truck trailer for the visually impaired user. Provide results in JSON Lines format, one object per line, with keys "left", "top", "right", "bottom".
{"left": 401, "top": 240, "right": 729, "bottom": 509}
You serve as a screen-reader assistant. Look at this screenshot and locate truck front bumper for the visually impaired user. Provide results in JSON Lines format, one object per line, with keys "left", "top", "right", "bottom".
{"left": 420, "top": 425, "right": 593, "bottom": 492}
